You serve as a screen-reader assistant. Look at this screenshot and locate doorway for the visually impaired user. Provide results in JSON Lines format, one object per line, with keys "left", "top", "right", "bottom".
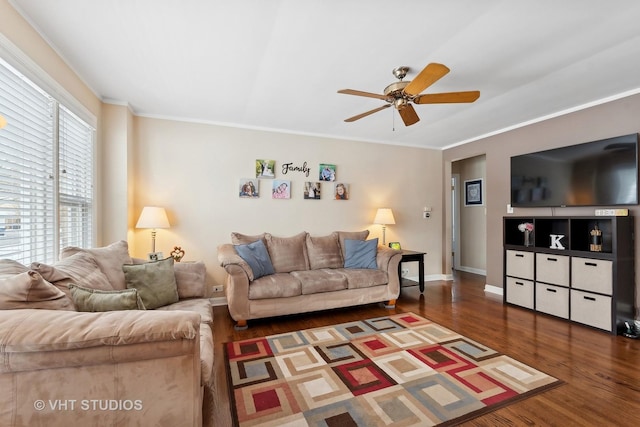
{"left": 451, "top": 155, "right": 487, "bottom": 275}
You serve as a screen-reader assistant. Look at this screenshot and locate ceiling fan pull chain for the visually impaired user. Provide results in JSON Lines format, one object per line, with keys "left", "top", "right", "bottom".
{"left": 392, "top": 107, "right": 395, "bottom": 131}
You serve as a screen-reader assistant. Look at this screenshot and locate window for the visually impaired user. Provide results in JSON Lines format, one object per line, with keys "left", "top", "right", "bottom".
{"left": 0, "top": 58, "right": 95, "bottom": 264}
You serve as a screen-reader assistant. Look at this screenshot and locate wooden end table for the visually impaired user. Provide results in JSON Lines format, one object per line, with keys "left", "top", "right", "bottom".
{"left": 399, "top": 250, "right": 426, "bottom": 293}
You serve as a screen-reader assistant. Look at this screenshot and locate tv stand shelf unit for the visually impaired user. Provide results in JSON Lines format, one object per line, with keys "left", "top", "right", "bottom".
{"left": 503, "top": 216, "right": 635, "bottom": 335}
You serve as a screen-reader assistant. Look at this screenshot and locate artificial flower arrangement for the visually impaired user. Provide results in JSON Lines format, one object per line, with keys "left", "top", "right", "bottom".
{"left": 518, "top": 222, "right": 534, "bottom": 233}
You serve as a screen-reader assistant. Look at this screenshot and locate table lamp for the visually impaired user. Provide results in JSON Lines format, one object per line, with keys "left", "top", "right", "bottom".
{"left": 136, "top": 206, "right": 170, "bottom": 256}
{"left": 374, "top": 208, "right": 395, "bottom": 246}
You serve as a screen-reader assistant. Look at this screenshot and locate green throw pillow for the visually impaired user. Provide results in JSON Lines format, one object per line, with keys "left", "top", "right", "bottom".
{"left": 69, "top": 284, "right": 145, "bottom": 312}
{"left": 122, "top": 257, "right": 179, "bottom": 309}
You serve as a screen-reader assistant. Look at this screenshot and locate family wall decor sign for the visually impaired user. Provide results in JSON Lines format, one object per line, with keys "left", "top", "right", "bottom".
{"left": 239, "top": 159, "right": 350, "bottom": 200}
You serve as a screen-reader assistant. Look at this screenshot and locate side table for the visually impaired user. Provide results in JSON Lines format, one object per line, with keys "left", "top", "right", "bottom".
{"left": 399, "top": 250, "right": 426, "bottom": 293}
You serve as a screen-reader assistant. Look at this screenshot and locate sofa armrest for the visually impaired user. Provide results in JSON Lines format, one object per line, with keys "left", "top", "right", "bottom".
{"left": 376, "top": 246, "right": 402, "bottom": 270}
{"left": 376, "top": 246, "right": 402, "bottom": 297}
{"left": 217, "top": 243, "right": 253, "bottom": 280}
{"left": 223, "top": 264, "right": 251, "bottom": 322}
{"left": 0, "top": 309, "right": 200, "bottom": 372}
{"left": 0, "top": 309, "right": 203, "bottom": 427}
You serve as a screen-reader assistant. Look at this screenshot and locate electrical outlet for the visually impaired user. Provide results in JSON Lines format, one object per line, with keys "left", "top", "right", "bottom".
{"left": 401, "top": 269, "right": 409, "bottom": 277}
{"left": 212, "top": 284, "right": 224, "bottom": 293}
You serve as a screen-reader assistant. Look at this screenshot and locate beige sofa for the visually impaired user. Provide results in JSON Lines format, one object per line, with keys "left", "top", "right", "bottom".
{"left": 0, "top": 241, "right": 213, "bottom": 427}
{"left": 217, "top": 231, "right": 402, "bottom": 329}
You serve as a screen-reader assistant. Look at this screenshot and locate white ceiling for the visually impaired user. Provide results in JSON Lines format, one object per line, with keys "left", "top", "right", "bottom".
{"left": 10, "top": 0, "right": 640, "bottom": 149}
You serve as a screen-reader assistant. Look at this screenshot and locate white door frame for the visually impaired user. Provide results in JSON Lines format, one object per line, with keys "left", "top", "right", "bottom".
{"left": 452, "top": 174, "right": 461, "bottom": 271}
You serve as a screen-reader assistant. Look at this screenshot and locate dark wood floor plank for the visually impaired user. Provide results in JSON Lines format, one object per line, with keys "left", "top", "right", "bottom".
{"left": 211, "top": 271, "right": 640, "bottom": 427}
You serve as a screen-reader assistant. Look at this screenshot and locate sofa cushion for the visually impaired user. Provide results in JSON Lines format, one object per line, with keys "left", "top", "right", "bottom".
{"left": 291, "top": 269, "right": 348, "bottom": 294}
{"left": 173, "top": 261, "right": 207, "bottom": 299}
{"left": 0, "top": 270, "right": 74, "bottom": 310}
{"left": 158, "top": 298, "right": 213, "bottom": 325}
{"left": 69, "top": 285, "right": 145, "bottom": 312}
{"left": 31, "top": 252, "right": 114, "bottom": 295}
{"left": 0, "top": 259, "right": 29, "bottom": 276}
{"left": 248, "top": 273, "right": 302, "bottom": 300}
{"left": 344, "top": 238, "right": 378, "bottom": 269}
{"left": 336, "top": 268, "right": 389, "bottom": 289}
{"left": 235, "top": 240, "right": 275, "bottom": 280}
{"left": 231, "top": 232, "right": 267, "bottom": 246}
{"left": 306, "top": 234, "right": 343, "bottom": 269}
{"left": 265, "top": 232, "right": 310, "bottom": 273}
{"left": 336, "top": 230, "right": 370, "bottom": 260}
{"left": 123, "top": 257, "right": 179, "bottom": 309}
{"left": 61, "top": 240, "right": 133, "bottom": 290}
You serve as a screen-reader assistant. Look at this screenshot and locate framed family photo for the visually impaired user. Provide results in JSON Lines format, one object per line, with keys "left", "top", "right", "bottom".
{"left": 256, "top": 159, "right": 276, "bottom": 178}
{"left": 239, "top": 179, "right": 259, "bottom": 198}
{"left": 272, "top": 180, "right": 291, "bottom": 199}
{"left": 319, "top": 164, "right": 336, "bottom": 181}
{"left": 304, "top": 182, "right": 321, "bottom": 199}
{"left": 464, "top": 178, "right": 483, "bottom": 206}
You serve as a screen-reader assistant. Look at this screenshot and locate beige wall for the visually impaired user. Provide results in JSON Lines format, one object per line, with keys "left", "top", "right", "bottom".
{"left": 452, "top": 155, "right": 486, "bottom": 273}
{"left": 443, "top": 92, "right": 640, "bottom": 313}
{"left": 125, "top": 117, "right": 444, "bottom": 287}
{"left": 0, "top": 1, "right": 100, "bottom": 120}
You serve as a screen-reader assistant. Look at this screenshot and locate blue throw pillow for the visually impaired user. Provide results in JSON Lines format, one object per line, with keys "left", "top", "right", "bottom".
{"left": 344, "top": 238, "right": 378, "bottom": 269}
{"left": 235, "top": 240, "right": 275, "bottom": 279}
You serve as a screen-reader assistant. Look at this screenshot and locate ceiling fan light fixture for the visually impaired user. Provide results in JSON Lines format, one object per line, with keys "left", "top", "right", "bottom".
{"left": 394, "top": 98, "right": 408, "bottom": 110}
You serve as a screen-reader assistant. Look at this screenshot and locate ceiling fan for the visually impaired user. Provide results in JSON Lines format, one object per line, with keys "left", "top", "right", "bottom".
{"left": 338, "top": 63, "right": 480, "bottom": 126}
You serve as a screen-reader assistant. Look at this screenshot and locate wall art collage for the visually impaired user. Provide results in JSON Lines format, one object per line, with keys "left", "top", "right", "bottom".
{"left": 239, "top": 160, "right": 349, "bottom": 200}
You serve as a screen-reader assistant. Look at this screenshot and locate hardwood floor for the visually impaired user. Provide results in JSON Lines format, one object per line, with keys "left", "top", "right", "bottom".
{"left": 211, "top": 271, "right": 640, "bottom": 426}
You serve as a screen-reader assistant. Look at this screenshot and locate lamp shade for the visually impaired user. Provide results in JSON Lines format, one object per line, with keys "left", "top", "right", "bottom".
{"left": 136, "top": 207, "right": 170, "bottom": 229}
{"left": 373, "top": 208, "right": 396, "bottom": 225}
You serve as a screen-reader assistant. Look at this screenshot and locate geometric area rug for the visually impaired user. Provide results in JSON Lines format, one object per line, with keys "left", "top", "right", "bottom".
{"left": 225, "top": 312, "right": 563, "bottom": 426}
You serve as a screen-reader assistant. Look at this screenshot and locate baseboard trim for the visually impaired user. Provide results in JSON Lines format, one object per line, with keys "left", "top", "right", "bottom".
{"left": 484, "top": 284, "right": 503, "bottom": 296}
{"left": 456, "top": 266, "right": 487, "bottom": 276}
{"left": 406, "top": 274, "right": 454, "bottom": 283}
{"left": 210, "top": 296, "right": 228, "bottom": 307}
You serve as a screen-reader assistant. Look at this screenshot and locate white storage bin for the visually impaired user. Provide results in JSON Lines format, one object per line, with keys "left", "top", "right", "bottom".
{"left": 506, "top": 276, "right": 534, "bottom": 309}
{"left": 570, "top": 289, "right": 612, "bottom": 331}
{"left": 571, "top": 257, "right": 612, "bottom": 295}
{"left": 506, "top": 250, "right": 534, "bottom": 280}
{"left": 536, "top": 253, "right": 569, "bottom": 286}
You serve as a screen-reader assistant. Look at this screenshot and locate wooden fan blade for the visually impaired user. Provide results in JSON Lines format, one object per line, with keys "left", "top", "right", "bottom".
{"left": 414, "top": 91, "right": 480, "bottom": 104}
{"left": 399, "top": 104, "right": 420, "bottom": 126}
{"left": 403, "top": 63, "right": 450, "bottom": 96}
{"left": 338, "top": 89, "right": 388, "bottom": 100}
{"left": 344, "top": 104, "right": 391, "bottom": 122}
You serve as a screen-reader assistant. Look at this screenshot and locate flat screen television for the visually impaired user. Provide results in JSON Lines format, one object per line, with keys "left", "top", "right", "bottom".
{"left": 510, "top": 133, "right": 639, "bottom": 207}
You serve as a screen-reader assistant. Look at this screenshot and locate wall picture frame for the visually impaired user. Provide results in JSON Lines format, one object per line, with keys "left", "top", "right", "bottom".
{"left": 272, "top": 180, "right": 291, "bottom": 199}
{"left": 319, "top": 163, "right": 336, "bottom": 181}
{"left": 334, "top": 182, "right": 349, "bottom": 200}
{"left": 256, "top": 159, "right": 276, "bottom": 178}
{"left": 304, "top": 182, "right": 321, "bottom": 199}
{"left": 464, "top": 178, "right": 483, "bottom": 206}
{"left": 239, "top": 178, "right": 259, "bottom": 198}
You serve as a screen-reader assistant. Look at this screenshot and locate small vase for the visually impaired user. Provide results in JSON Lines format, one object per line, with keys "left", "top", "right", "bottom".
{"left": 524, "top": 230, "right": 533, "bottom": 247}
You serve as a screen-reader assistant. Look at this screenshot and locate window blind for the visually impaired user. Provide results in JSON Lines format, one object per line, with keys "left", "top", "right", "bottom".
{"left": 0, "top": 58, "right": 95, "bottom": 264}
{"left": 58, "top": 105, "right": 94, "bottom": 250}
